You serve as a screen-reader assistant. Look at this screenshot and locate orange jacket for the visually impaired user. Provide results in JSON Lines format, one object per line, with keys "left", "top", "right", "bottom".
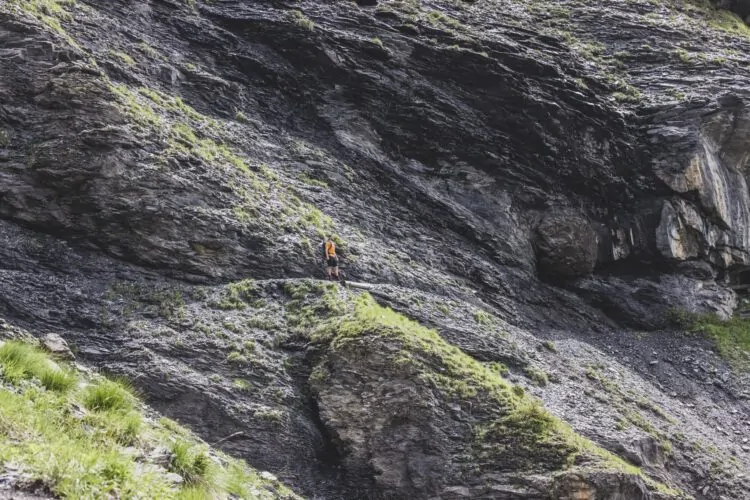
{"left": 325, "top": 241, "right": 336, "bottom": 258}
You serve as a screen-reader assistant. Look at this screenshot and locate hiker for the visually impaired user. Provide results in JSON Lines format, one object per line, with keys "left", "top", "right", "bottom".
{"left": 322, "top": 236, "right": 340, "bottom": 281}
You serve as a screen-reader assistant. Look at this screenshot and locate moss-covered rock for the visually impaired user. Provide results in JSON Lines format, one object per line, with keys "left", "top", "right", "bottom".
{"left": 306, "top": 294, "right": 678, "bottom": 499}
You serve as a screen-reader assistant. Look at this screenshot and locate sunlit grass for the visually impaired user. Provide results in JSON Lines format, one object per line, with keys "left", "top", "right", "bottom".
{"left": 0, "top": 342, "right": 300, "bottom": 499}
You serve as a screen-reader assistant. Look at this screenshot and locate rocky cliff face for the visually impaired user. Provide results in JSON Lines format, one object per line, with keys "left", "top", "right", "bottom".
{"left": 1, "top": 0, "right": 750, "bottom": 498}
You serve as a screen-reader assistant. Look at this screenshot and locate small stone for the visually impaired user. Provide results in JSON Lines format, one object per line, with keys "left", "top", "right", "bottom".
{"left": 165, "top": 473, "right": 184, "bottom": 484}
{"left": 443, "top": 486, "right": 471, "bottom": 497}
{"left": 42, "top": 333, "right": 74, "bottom": 360}
{"left": 148, "top": 446, "right": 172, "bottom": 468}
{"left": 670, "top": 392, "right": 677, "bottom": 397}
{"left": 260, "top": 471, "right": 277, "bottom": 482}
{"left": 649, "top": 360, "right": 659, "bottom": 365}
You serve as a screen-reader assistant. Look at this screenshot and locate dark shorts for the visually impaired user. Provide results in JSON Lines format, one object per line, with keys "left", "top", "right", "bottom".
{"left": 327, "top": 256, "right": 338, "bottom": 268}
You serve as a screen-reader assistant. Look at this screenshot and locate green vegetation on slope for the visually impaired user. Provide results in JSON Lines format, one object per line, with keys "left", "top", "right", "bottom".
{"left": 692, "top": 314, "right": 750, "bottom": 370}
{"left": 0, "top": 340, "right": 298, "bottom": 499}
{"left": 5, "top": 0, "right": 81, "bottom": 48}
{"left": 108, "top": 82, "right": 338, "bottom": 240}
{"left": 308, "top": 292, "right": 678, "bottom": 495}
{"left": 685, "top": 0, "right": 750, "bottom": 38}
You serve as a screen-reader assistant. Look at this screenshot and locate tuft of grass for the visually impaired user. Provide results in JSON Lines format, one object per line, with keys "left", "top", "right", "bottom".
{"left": 83, "top": 379, "right": 137, "bottom": 413}
{"left": 541, "top": 341, "right": 557, "bottom": 353}
{"left": 137, "top": 41, "right": 159, "bottom": 58}
{"left": 170, "top": 441, "right": 214, "bottom": 487}
{"left": 298, "top": 173, "right": 328, "bottom": 188}
{"left": 232, "top": 378, "right": 251, "bottom": 391}
{"left": 611, "top": 91, "right": 640, "bottom": 103}
{"left": 253, "top": 407, "right": 284, "bottom": 424}
{"left": 674, "top": 48, "right": 693, "bottom": 63}
{"left": 38, "top": 368, "right": 78, "bottom": 392}
{"left": 425, "top": 10, "right": 463, "bottom": 29}
{"left": 210, "top": 279, "right": 256, "bottom": 310}
{"left": 473, "top": 309, "right": 494, "bottom": 325}
{"left": 487, "top": 361, "right": 509, "bottom": 376}
{"left": 524, "top": 366, "right": 549, "bottom": 387}
{"left": 706, "top": 6, "right": 750, "bottom": 38}
{"left": 110, "top": 50, "right": 136, "bottom": 67}
{"left": 0, "top": 341, "right": 77, "bottom": 392}
{"left": 226, "top": 351, "right": 248, "bottom": 364}
{"left": 290, "top": 10, "right": 315, "bottom": 31}
{"left": 84, "top": 409, "right": 143, "bottom": 446}
{"left": 436, "top": 303, "right": 451, "bottom": 316}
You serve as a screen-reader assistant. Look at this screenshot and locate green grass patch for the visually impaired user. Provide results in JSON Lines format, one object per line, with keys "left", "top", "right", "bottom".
{"left": 226, "top": 351, "right": 248, "bottom": 364}
{"left": 674, "top": 48, "right": 693, "bottom": 63}
{"left": 210, "top": 279, "right": 257, "bottom": 310}
{"left": 524, "top": 366, "right": 549, "bottom": 387}
{"left": 0, "top": 341, "right": 77, "bottom": 392}
{"left": 83, "top": 379, "right": 137, "bottom": 413}
{"left": 425, "top": 10, "right": 463, "bottom": 29}
{"left": 487, "top": 361, "right": 509, "bottom": 376}
{"left": 170, "top": 441, "right": 214, "bottom": 487}
{"left": 283, "top": 281, "right": 346, "bottom": 329}
{"left": 232, "top": 378, "right": 251, "bottom": 391}
{"left": 473, "top": 309, "right": 494, "bottom": 325}
{"left": 8, "top": 0, "right": 79, "bottom": 46}
{"left": 298, "top": 173, "right": 328, "bottom": 188}
{"left": 110, "top": 82, "right": 341, "bottom": 240}
{"left": 541, "top": 340, "right": 557, "bottom": 353}
{"left": 0, "top": 342, "right": 301, "bottom": 498}
{"left": 689, "top": 314, "right": 750, "bottom": 370}
{"left": 110, "top": 50, "right": 136, "bottom": 67}
{"left": 290, "top": 10, "right": 315, "bottom": 31}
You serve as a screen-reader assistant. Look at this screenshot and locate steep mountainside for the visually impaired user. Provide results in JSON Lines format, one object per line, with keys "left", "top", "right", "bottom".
{"left": 1, "top": 0, "right": 750, "bottom": 498}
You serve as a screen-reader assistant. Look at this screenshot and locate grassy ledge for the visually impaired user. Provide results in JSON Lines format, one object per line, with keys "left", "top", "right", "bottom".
{"left": 0, "top": 340, "right": 299, "bottom": 499}
{"left": 679, "top": 312, "right": 750, "bottom": 370}
{"left": 307, "top": 292, "right": 679, "bottom": 497}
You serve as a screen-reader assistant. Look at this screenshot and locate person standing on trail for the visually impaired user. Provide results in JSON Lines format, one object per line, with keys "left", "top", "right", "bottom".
{"left": 323, "top": 236, "right": 340, "bottom": 281}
